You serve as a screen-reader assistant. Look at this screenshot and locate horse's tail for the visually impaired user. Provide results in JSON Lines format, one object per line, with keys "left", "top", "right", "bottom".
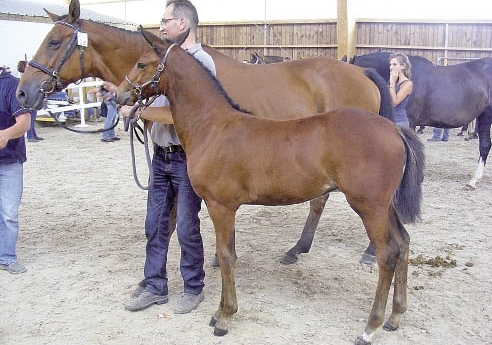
{"left": 393, "top": 126, "right": 425, "bottom": 223}
{"left": 363, "top": 68, "right": 394, "bottom": 122}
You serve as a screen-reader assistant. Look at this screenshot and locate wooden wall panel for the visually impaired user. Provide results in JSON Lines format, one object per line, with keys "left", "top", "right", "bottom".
{"left": 144, "top": 19, "right": 492, "bottom": 65}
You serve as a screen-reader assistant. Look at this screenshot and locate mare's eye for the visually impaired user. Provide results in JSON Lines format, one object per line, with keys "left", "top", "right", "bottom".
{"left": 137, "top": 62, "right": 145, "bottom": 69}
{"left": 48, "top": 40, "right": 61, "bottom": 49}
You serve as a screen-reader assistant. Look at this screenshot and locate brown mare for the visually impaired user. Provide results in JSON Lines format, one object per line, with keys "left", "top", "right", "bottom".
{"left": 116, "top": 30, "right": 425, "bottom": 345}
{"left": 17, "top": 0, "right": 394, "bottom": 265}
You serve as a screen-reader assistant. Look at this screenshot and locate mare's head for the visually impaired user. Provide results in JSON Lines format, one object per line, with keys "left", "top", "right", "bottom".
{"left": 350, "top": 52, "right": 392, "bottom": 81}
{"left": 116, "top": 27, "right": 185, "bottom": 106}
{"left": 17, "top": 0, "right": 87, "bottom": 109}
{"left": 249, "top": 52, "right": 264, "bottom": 64}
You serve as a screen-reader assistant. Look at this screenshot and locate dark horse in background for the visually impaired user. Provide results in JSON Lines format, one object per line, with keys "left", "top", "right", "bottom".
{"left": 249, "top": 51, "right": 291, "bottom": 64}
{"left": 17, "top": 0, "right": 396, "bottom": 267}
{"left": 350, "top": 52, "right": 492, "bottom": 189}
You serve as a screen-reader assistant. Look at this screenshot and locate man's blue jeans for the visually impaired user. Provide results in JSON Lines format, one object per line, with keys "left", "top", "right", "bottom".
{"left": 432, "top": 127, "right": 450, "bottom": 140}
{"left": 0, "top": 162, "right": 23, "bottom": 264}
{"left": 101, "top": 100, "right": 117, "bottom": 140}
{"left": 143, "top": 148, "right": 204, "bottom": 296}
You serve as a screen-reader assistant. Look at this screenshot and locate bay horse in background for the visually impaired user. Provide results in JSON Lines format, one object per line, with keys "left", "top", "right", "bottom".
{"left": 17, "top": 0, "right": 395, "bottom": 265}
{"left": 116, "top": 29, "right": 425, "bottom": 344}
{"left": 249, "top": 51, "right": 291, "bottom": 64}
{"left": 350, "top": 52, "right": 492, "bottom": 189}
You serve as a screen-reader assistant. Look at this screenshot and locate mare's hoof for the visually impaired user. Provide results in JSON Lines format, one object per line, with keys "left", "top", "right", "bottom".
{"left": 354, "top": 336, "right": 371, "bottom": 345}
{"left": 280, "top": 252, "right": 298, "bottom": 265}
{"left": 359, "top": 253, "right": 376, "bottom": 266}
{"left": 383, "top": 322, "right": 398, "bottom": 332}
{"left": 463, "top": 184, "right": 476, "bottom": 191}
{"left": 209, "top": 256, "right": 219, "bottom": 268}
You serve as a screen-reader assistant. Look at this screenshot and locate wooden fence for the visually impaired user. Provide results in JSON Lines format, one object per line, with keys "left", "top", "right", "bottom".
{"left": 146, "top": 20, "right": 338, "bottom": 62}
{"left": 142, "top": 19, "right": 492, "bottom": 65}
{"left": 355, "top": 19, "right": 492, "bottom": 65}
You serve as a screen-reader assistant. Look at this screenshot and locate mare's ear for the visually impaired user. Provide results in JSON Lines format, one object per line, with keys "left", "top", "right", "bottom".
{"left": 68, "top": 0, "right": 81, "bottom": 24}
{"left": 349, "top": 55, "right": 356, "bottom": 64}
{"left": 44, "top": 9, "right": 61, "bottom": 22}
{"left": 340, "top": 55, "right": 347, "bottom": 62}
{"left": 171, "top": 29, "right": 190, "bottom": 47}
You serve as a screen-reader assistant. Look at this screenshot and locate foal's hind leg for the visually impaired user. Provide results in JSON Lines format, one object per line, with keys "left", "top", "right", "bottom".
{"left": 280, "top": 194, "right": 329, "bottom": 264}
{"left": 353, "top": 209, "right": 400, "bottom": 345}
{"left": 384, "top": 208, "right": 410, "bottom": 332}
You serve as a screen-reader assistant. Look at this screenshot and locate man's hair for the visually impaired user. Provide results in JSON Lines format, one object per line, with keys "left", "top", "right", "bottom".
{"left": 167, "top": 0, "right": 199, "bottom": 31}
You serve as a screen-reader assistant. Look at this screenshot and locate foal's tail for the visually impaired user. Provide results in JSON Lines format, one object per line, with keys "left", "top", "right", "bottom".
{"left": 363, "top": 68, "right": 394, "bottom": 122}
{"left": 394, "top": 126, "right": 425, "bottom": 223}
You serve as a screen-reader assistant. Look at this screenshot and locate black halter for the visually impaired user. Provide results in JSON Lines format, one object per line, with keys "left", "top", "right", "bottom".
{"left": 28, "top": 20, "right": 86, "bottom": 97}
{"left": 124, "top": 43, "right": 178, "bottom": 108}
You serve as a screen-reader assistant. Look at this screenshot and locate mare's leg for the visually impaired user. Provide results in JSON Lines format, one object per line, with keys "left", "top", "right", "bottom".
{"left": 383, "top": 208, "right": 409, "bottom": 331}
{"left": 466, "top": 113, "right": 491, "bottom": 189}
{"left": 207, "top": 201, "right": 238, "bottom": 336}
{"left": 351, "top": 205, "right": 400, "bottom": 345}
{"left": 360, "top": 242, "right": 376, "bottom": 265}
{"left": 280, "top": 194, "right": 329, "bottom": 264}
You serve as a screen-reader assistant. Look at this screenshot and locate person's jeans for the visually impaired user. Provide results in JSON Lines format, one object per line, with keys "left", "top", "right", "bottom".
{"left": 101, "top": 100, "right": 118, "bottom": 140}
{"left": 432, "top": 127, "right": 450, "bottom": 140}
{"left": 0, "top": 162, "right": 23, "bottom": 264}
{"left": 143, "top": 148, "right": 204, "bottom": 296}
{"left": 26, "top": 110, "right": 37, "bottom": 139}
{"left": 395, "top": 120, "right": 409, "bottom": 128}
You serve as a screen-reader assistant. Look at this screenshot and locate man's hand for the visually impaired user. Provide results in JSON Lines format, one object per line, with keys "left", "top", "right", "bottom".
{"left": 102, "top": 81, "right": 119, "bottom": 94}
{"left": 119, "top": 105, "right": 134, "bottom": 118}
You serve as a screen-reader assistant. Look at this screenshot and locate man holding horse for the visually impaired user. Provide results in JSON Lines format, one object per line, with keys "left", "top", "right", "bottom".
{"left": 109, "top": 0, "right": 214, "bottom": 314}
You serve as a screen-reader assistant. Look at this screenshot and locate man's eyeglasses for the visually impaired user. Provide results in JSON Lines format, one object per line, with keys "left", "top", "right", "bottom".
{"left": 160, "top": 18, "right": 176, "bottom": 25}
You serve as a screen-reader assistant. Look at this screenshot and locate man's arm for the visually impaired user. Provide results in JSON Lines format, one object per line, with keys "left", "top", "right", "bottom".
{"left": 119, "top": 105, "right": 174, "bottom": 124}
{"left": 0, "top": 112, "right": 30, "bottom": 149}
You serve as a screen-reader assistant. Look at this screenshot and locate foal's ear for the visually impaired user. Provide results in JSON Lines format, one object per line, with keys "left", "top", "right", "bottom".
{"left": 139, "top": 26, "right": 164, "bottom": 54}
{"left": 68, "top": 0, "right": 81, "bottom": 23}
{"left": 139, "top": 26, "right": 159, "bottom": 46}
{"left": 172, "top": 29, "right": 190, "bottom": 47}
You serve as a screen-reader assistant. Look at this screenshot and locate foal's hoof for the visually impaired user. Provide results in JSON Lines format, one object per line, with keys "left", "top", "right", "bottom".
{"left": 213, "top": 327, "right": 228, "bottom": 336}
{"left": 209, "top": 316, "right": 218, "bottom": 327}
{"left": 354, "top": 336, "right": 371, "bottom": 345}
{"left": 280, "top": 252, "right": 298, "bottom": 265}
{"left": 210, "top": 317, "right": 228, "bottom": 336}
{"left": 359, "top": 253, "right": 376, "bottom": 266}
{"left": 383, "top": 322, "right": 398, "bottom": 332}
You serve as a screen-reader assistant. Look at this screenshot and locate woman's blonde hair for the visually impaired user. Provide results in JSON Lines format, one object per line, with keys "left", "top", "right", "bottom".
{"left": 390, "top": 53, "right": 412, "bottom": 79}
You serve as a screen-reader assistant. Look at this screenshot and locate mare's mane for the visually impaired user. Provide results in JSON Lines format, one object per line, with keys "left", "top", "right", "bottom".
{"left": 56, "top": 13, "right": 141, "bottom": 37}
{"left": 144, "top": 29, "right": 251, "bottom": 114}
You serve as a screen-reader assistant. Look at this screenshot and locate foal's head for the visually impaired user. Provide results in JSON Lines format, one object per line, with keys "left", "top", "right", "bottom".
{"left": 116, "top": 27, "right": 178, "bottom": 106}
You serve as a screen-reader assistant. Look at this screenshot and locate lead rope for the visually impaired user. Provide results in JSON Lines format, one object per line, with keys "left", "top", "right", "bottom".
{"left": 126, "top": 104, "right": 153, "bottom": 190}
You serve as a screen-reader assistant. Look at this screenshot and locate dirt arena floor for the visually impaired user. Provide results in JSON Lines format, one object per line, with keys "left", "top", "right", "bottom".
{"left": 1, "top": 119, "right": 491, "bottom": 345}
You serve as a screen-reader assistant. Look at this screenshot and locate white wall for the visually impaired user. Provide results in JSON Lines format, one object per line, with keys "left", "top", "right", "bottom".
{"left": 79, "top": 0, "right": 492, "bottom": 25}
{"left": 1, "top": 20, "right": 54, "bottom": 77}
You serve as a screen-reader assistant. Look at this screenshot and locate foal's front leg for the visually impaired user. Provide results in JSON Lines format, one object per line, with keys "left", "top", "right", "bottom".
{"left": 207, "top": 201, "right": 238, "bottom": 336}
